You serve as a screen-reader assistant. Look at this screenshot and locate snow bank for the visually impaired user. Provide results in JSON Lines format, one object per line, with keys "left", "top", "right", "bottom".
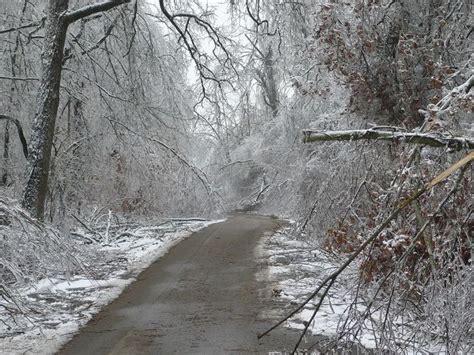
{"left": 256, "top": 226, "right": 377, "bottom": 352}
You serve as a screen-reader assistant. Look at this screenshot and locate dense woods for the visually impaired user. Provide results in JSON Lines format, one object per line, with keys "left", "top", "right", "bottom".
{"left": 1, "top": 0, "right": 472, "bottom": 353}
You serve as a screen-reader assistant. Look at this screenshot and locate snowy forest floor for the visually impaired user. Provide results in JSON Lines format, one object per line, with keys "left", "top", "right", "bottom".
{"left": 0, "top": 218, "right": 222, "bottom": 355}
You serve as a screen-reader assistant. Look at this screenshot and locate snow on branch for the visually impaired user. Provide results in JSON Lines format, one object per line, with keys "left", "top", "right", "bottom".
{"left": 302, "top": 128, "right": 474, "bottom": 150}
{"left": 65, "top": 0, "right": 131, "bottom": 24}
{"left": 157, "top": 0, "right": 236, "bottom": 102}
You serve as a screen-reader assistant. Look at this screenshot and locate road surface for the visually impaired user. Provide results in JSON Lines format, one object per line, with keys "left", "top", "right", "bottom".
{"left": 59, "top": 214, "right": 309, "bottom": 354}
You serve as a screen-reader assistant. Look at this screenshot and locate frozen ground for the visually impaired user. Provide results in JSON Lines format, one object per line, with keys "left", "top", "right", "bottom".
{"left": 0, "top": 218, "right": 223, "bottom": 355}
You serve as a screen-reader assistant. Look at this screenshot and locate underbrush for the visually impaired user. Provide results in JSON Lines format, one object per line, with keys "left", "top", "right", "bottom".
{"left": 0, "top": 199, "right": 84, "bottom": 332}
{"left": 317, "top": 149, "right": 473, "bottom": 352}
{"left": 0, "top": 199, "right": 212, "bottom": 350}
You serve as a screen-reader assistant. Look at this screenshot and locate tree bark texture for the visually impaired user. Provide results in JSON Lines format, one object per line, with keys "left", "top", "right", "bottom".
{"left": 22, "top": 0, "right": 69, "bottom": 220}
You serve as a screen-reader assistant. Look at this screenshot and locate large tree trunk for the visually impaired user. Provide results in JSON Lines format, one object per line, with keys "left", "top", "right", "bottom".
{"left": 22, "top": 0, "right": 69, "bottom": 220}
{"left": 21, "top": 0, "right": 130, "bottom": 220}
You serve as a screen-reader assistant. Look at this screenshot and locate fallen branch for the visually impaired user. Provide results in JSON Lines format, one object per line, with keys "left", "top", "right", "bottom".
{"left": 72, "top": 214, "right": 102, "bottom": 241}
{"left": 169, "top": 217, "right": 207, "bottom": 223}
{"left": 256, "top": 184, "right": 271, "bottom": 202}
{"left": 70, "top": 232, "right": 97, "bottom": 244}
{"left": 258, "top": 151, "right": 474, "bottom": 353}
{"left": 302, "top": 129, "right": 474, "bottom": 150}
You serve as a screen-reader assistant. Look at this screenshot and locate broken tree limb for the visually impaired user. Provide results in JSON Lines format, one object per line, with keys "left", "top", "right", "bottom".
{"left": 302, "top": 129, "right": 474, "bottom": 150}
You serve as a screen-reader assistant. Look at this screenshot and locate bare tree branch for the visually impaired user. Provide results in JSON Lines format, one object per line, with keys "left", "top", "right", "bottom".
{"left": 0, "top": 75, "right": 39, "bottom": 82}
{"left": 0, "top": 18, "right": 45, "bottom": 35}
{"left": 245, "top": 0, "right": 276, "bottom": 35}
{"left": 157, "top": 0, "right": 236, "bottom": 101}
{"left": 417, "top": 73, "right": 474, "bottom": 130}
{"left": 65, "top": 0, "right": 131, "bottom": 24}
{"left": 123, "top": 0, "right": 138, "bottom": 56}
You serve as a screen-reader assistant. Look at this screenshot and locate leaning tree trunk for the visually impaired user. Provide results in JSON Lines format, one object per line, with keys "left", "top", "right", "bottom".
{"left": 22, "top": 0, "right": 69, "bottom": 220}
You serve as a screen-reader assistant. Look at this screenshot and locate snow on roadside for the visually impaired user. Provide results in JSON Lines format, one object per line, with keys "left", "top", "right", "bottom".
{"left": 258, "top": 225, "right": 461, "bottom": 354}
{"left": 257, "top": 224, "right": 378, "bottom": 352}
{"left": 0, "top": 218, "right": 224, "bottom": 355}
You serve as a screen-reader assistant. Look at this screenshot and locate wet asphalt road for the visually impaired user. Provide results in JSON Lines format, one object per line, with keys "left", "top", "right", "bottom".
{"left": 59, "top": 214, "right": 308, "bottom": 355}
